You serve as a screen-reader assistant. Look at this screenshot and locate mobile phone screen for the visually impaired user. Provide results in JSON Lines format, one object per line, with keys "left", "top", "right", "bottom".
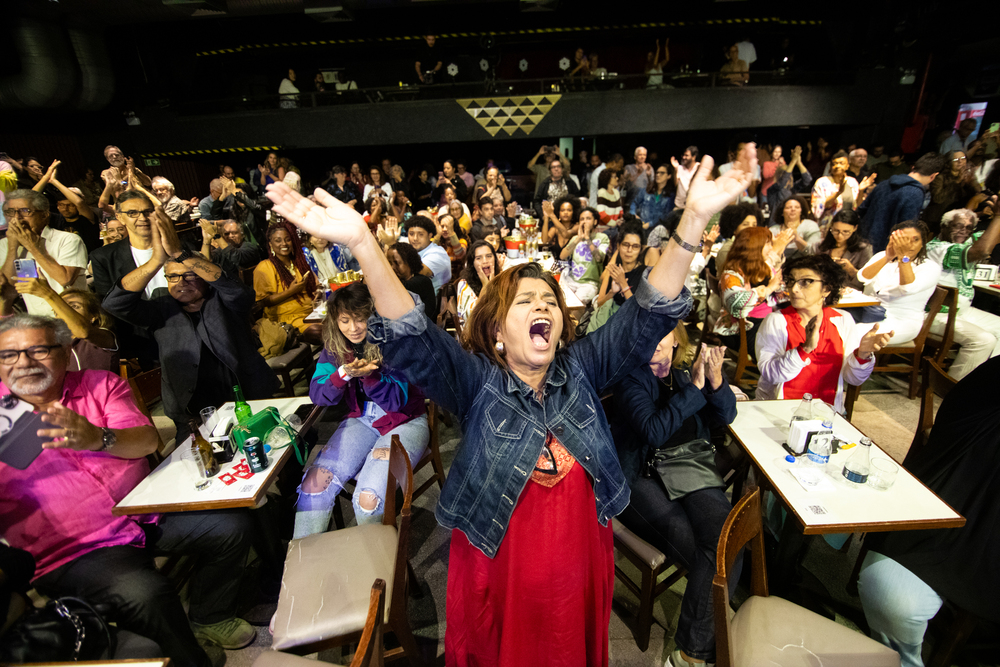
{"left": 989, "top": 122, "right": 1000, "bottom": 134}
{"left": 14, "top": 259, "right": 38, "bottom": 279}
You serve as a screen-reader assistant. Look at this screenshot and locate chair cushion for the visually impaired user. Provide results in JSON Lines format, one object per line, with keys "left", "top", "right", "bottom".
{"left": 254, "top": 650, "right": 346, "bottom": 667}
{"left": 270, "top": 523, "right": 397, "bottom": 651}
{"left": 612, "top": 518, "right": 666, "bottom": 570}
{"left": 730, "top": 595, "right": 900, "bottom": 666}
{"left": 267, "top": 342, "right": 311, "bottom": 371}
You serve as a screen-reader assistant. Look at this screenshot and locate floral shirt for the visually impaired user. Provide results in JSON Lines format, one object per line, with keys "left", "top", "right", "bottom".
{"left": 810, "top": 175, "right": 859, "bottom": 221}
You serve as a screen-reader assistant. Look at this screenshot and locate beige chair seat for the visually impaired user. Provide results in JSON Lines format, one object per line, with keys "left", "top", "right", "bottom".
{"left": 254, "top": 650, "right": 349, "bottom": 667}
{"left": 612, "top": 519, "right": 666, "bottom": 570}
{"left": 271, "top": 524, "right": 397, "bottom": 651}
{"left": 730, "top": 595, "right": 900, "bottom": 667}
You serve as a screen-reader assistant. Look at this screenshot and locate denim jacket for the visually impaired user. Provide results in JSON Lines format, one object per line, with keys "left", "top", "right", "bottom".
{"left": 367, "top": 270, "right": 692, "bottom": 557}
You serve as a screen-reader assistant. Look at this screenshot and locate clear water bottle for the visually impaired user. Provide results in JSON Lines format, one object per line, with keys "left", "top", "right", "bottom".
{"left": 842, "top": 436, "right": 872, "bottom": 484}
{"left": 789, "top": 393, "right": 813, "bottom": 430}
{"left": 805, "top": 415, "right": 835, "bottom": 468}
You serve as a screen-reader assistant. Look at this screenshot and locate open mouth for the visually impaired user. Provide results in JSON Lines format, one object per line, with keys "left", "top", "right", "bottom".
{"left": 529, "top": 318, "right": 552, "bottom": 349}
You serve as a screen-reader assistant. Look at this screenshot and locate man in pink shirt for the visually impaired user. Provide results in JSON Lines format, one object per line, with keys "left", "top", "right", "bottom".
{"left": 0, "top": 313, "right": 254, "bottom": 667}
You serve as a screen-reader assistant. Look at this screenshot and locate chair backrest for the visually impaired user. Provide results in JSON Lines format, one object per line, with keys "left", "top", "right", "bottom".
{"left": 931, "top": 286, "right": 959, "bottom": 365}
{"left": 913, "top": 355, "right": 959, "bottom": 451}
{"left": 910, "top": 286, "right": 948, "bottom": 350}
{"left": 713, "top": 488, "right": 768, "bottom": 667}
{"left": 381, "top": 435, "right": 414, "bottom": 627}
{"left": 349, "top": 579, "right": 386, "bottom": 667}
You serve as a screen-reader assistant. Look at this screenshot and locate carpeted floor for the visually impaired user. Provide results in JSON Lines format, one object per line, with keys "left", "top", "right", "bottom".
{"left": 154, "top": 370, "right": 997, "bottom": 667}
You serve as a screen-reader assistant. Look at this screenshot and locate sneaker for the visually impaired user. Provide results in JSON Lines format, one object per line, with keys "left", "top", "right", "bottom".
{"left": 665, "top": 649, "right": 715, "bottom": 667}
{"left": 191, "top": 617, "right": 257, "bottom": 649}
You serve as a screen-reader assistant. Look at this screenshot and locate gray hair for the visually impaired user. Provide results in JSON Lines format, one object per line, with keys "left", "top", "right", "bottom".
{"left": 6, "top": 189, "right": 49, "bottom": 213}
{"left": 0, "top": 313, "right": 72, "bottom": 347}
{"left": 103, "top": 145, "right": 122, "bottom": 159}
{"left": 941, "top": 208, "right": 977, "bottom": 230}
{"left": 115, "top": 190, "right": 151, "bottom": 213}
{"left": 849, "top": 148, "right": 867, "bottom": 158}
{"left": 634, "top": 146, "right": 647, "bottom": 157}
{"left": 151, "top": 176, "right": 175, "bottom": 192}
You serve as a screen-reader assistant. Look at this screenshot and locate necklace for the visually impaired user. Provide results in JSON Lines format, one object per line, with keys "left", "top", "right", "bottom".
{"left": 656, "top": 372, "right": 674, "bottom": 389}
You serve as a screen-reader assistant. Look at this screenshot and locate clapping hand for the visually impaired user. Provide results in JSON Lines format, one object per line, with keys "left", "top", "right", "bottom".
{"left": 858, "top": 322, "right": 893, "bottom": 358}
{"left": 684, "top": 144, "right": 758, "bottom": 222}
{"left": 376, "top": 217, "right": 401, "bottom": 247}
{"left": 888, "top": 229, "right": 920, "bottom": 260}
{"left": 506, "top": 202, "right": 519, "bottom": 219}
{"left": 542, "top": 199, "right": 555, "bottom": 218}
{"left": 803, "top": 315, "right": 821, "bottom": 353}
{"left": 343, "top": 358, "right": 379, "bottom": 378}
{"left": 859, "top": 173, "right": 876, "bottom": 192}
{"left": 44, "top": 159, "right": 61, "bottom": 181}
{"left": 265, "top": 182, "right": 372, "bottom": 251}
{"left": 608, "top": 263, "right": 628, "bottom": 291}
{"left": 699, "top": 344, "right": 726, "bottom": 390}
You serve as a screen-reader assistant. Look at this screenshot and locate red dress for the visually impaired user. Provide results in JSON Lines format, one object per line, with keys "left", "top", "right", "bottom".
{"left": 445, "top": 434, "right": 615, "bottom": 667}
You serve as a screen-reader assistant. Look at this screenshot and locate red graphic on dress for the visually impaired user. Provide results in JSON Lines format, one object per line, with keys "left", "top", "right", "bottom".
{"left": 531, "top": 432, "right": 576, "bottom": 488}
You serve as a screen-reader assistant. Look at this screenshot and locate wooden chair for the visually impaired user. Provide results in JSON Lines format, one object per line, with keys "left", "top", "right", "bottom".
{"left": 713, "top": 489, "right": 900, "bottom": 666}
{"left": 268, "top": 341, "right": 316, "bottom": 397}
{"left": 921, "top": 285, "right": 959, "bottom": 368}
{"left": 912, "top": 355, "right": 958, "bottom": 452}
{"left": 870, "top": 286, "right": 948, "bottom": 399}
{"left": 730, "top": 318, "right": 758, "bottom": 389}
{"left": 271, "top": 436, "right": 423, "bottom": 665}
{"left": 254, "top": 579, "right": 385, "bottom": 667}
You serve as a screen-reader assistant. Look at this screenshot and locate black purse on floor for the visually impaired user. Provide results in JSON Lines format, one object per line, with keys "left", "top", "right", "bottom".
{"left": 0, "top": 596, "right": 116, "bottom": 663}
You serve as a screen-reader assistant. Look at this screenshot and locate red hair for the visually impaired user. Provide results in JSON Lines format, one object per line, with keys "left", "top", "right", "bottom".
{"left": 722, "top": 226, "right": 773, "bottom": 285}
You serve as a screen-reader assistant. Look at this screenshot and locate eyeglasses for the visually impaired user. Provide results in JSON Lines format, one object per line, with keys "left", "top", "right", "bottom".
{"left": 952, "top": 157, "right": 967, "bottom": 162}
{"left": 790, "top": 278, "right": 823, "bottom": 290}
{"left": 121, "top": 208, "right": 154, "bottom": 219}
{"left": 164, "top": 272, "right": 199, "bottom": 283}
{"left": 829, "top": 228, "right": 855, "bottom": 236}
{"left": 0, "top": 345, "right": 62, "bottom": 365}
{"left": 2, "top": 208, "right": 37, "bottom": 218}
{"left": 619, "top": 242, "right": 642, "bottom": 251}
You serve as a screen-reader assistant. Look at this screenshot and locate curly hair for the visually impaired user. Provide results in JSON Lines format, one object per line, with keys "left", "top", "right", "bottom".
{"left": 781, "top": 254, "right": 846, "bottom": 307}
{"left": 321, "top": 282, "right": 382, "bottom": 366}
{"left": 553, "top": 195, "right": 581, "bottom": 222}
{"left": 388, "top": 241, "right": 423, "bottom": 277}
{"left": 460, "top": 240, "right": 502, "bottom": 296}
{"left": 265, "top": 222, "right": 317, "bottom": 300}
{"left": 722, "top": 226, "right": 773, "bottom": 285}
{"left": 773, "top": 195, "right": 812, "bottom": 228}
{"left": 718, "top": 202, "right": 762, "bottom": 239}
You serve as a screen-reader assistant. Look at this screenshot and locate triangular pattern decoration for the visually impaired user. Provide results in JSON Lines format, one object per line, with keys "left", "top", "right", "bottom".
{"left": 456, "top": 94, "right": 561, "bottom": 136}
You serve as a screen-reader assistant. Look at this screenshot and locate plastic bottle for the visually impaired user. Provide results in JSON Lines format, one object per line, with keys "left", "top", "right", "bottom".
{"left": 805, "top": 414, "right": 835, "bottom": 468}
{"left": 234, "top": 385, "right": 253, "bottom": 424}
{"left": 789, "top": 393, "right": 814, "bottom": 430}
{"left": 842, "top": 436, "right": 872, "bottom": 484}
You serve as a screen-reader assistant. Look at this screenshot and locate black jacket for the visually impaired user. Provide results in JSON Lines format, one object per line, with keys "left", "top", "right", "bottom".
{"left": 90, "top": 239, "right": 141, "bottom": 299}
{"left": 532, "top": 176, "right": 580, "bottom": 215}
{"left": 102, "top": 274, "right": 279, "bottom": 431}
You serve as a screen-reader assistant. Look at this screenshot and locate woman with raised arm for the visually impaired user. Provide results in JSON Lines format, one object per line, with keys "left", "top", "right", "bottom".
{"left": 265, "top": 145, "right": 756, "bottom": 667}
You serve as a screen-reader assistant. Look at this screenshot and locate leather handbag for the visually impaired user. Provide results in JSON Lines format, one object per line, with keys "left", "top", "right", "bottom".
{"left": 648, "top": 438, "right": 725, "bottom": 501}
{"left": 0, "top": 596, "right": 116, "bottom": 663}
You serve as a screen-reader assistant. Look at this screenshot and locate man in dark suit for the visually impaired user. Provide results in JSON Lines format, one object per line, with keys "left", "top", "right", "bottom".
{"left": 103, "top": 208, "right": 278, "bottom": 443}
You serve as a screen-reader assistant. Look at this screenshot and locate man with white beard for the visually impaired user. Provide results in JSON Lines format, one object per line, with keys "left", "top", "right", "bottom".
{"left": 0, "top": 313, "right": 257, "bottom": 666}
{"left": 151, "top": 176, "right": 194, "bottom": 225}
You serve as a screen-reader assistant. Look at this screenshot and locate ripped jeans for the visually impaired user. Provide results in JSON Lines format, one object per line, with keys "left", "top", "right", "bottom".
{"left": 293, "top": 414, "right": 429, "bottom": 539}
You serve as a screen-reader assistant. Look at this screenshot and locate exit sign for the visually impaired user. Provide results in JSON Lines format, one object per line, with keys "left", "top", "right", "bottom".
{"left": 145, "top": 158, "right": 161, "bottom": 166}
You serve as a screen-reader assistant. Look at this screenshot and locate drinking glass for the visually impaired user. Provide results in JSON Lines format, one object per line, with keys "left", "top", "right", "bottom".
{"left": 200, "top": 406, "right": 218, "bottom": 433}
{"left": 180, "top": 447, "right": 212, "bottom": 491}
{"left": 867, "top": 458, "right": 898, "bottom": 491}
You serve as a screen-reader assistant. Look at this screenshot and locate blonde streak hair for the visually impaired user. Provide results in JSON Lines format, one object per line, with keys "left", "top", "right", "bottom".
{"left": 321, "top": 296, "right": 383, "bottom": 366}
{"left": 671, "top": 322, "right": 695, "bottom": 369}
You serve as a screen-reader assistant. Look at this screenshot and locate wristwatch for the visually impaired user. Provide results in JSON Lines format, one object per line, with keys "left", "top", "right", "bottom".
{"left": 900, "top": 256, "right": 912, "bottom": 264}
{"left": 100, "top": 427, "right": 117, "bottom": 452}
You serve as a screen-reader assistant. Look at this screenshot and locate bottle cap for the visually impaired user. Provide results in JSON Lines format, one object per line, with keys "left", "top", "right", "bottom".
{"left": 785, "top": 455, "right": 795, "bottom": 463}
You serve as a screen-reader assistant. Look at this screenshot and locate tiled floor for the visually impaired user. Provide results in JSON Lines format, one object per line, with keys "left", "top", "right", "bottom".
{"left": 153, "top": 370, "right": 997, "bottom": 667}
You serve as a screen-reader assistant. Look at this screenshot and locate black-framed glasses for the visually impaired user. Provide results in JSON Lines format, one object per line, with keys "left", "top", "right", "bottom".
{"left": 790, "top": 278, "right": 823, "bottom": 290}
{"left": 2, "top": 208, "right": 37, "bottom": 218}
{"left": 164, "top": 272, "right": 199, "bottom": 284}
{"left": 121, "top": 208, "right": 154, "bottom": 219}
{"left": 619, "top": 242, "right": 642, "bottom": 251}
{"left": 0, "top": 345, "right": 62, "bottom": 365}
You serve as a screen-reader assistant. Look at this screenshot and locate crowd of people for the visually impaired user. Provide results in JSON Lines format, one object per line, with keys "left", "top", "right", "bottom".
{"left": 1, "top": 125, "right": 999, "bottom": 667}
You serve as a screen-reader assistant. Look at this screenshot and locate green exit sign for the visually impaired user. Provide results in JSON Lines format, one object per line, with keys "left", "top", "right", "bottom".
{"left": 145, "top": 158, "right": 161, "bottom": 166}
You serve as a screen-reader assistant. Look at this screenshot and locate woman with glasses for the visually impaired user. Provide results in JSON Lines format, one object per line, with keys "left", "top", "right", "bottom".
{"left": 922, "top": 150, "right": 980, "bottom": 235}
{"left": 755, "top": 254, "right": 892, "bottom": 412}
{"left": 809, "top": 209, "right": 872, "bottom": 290}
{"left": 630, "top": 162, "right": 676, "bottom": 229}
{"left": 589, "top": 219, "right": 655, "bottom": 333}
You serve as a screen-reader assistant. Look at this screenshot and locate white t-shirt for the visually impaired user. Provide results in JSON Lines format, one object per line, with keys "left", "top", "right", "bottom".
{"left": 0, "top": 227, "right": 88, "bottom": 317}
{"left": 130, "top": 245, "right": 168, "bottom": 299}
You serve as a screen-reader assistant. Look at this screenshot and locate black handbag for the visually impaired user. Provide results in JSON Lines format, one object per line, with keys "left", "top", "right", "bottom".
{"left": 0, "top": 596, "right": 116, "bottom": 663}
{"left": 648, "top": 438, "right": 726, "bottom": 501}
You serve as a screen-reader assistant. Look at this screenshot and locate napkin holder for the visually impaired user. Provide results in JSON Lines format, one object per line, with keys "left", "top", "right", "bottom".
{"left": 788, "top": 419, "right": 832, "bottom": 455}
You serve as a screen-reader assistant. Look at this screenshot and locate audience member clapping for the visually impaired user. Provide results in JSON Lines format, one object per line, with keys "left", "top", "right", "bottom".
{"left": 31, "top": 160, "right": 101, "bottom": 252}
{"left": 540, "top": 195, "right": 580, "bottom": 257}
{"left": 294, "top": 282, "right": 428, "bottom": 537}
{"left": 810, "top": 209, "right": 873, "bottom": 292}
{"left": 811, "top": 150, "right": 874, "bottom": 222}
{"left": 768, "top": 194, "right": 821, "bottom": 259}
{"left": 436, "top": 213, "right": 468, "bottom": 262}
{"left": 559, "top": 206, "right": 609, "bottom": 305}
{"left": 630, "top": 162, "right": 676, "bottom": 229}
{"left": 589, "top": 219, "right": 657, "bottom": 332}
{"left": 857, "top": 220, "right": 941, "bottom": 344}
{"left": 254, "top": 223, "right": 323, "bottom": 344}
{"left": 200, "top": 219, "right": 264, "bottom": 277}
{"left": 475, "top": 166, "right": 511, "bottom": 204}
{"left": 755, "top": 254, "right": 892, "bottom": 413}
{"left": 151, "top": 176, "right": 194, "bottom": 225}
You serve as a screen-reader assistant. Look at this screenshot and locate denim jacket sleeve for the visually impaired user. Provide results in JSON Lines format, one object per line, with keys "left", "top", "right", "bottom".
{"left": 568, "top": 268, "right": 693, "bottom": 395}
{"left": 367, "top": 291, "right": 490, "bottom": 416}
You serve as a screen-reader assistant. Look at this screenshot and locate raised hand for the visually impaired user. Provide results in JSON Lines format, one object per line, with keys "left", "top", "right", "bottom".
{"left": 858, "top": 322, "right": 893, "bottom": 357}
{"left": 684, "top": 146, "right": 758, "bottom": 222}
{"left": 701, "top": 344, "right": 726, "bottom": 389}
{"left": 38, "top": 402, "right": 103, "bottom": 451}
{"left": 704, "top": 226, "right": 721, "bottom": 244}
{"left": 542, "top": 199, "right": 555, "bottom": 219}
{"left": 670, "top": 156, "right": 680, "bottom": 169}
{"left": 266, "top": 182, "right": 371, "bottom": 250}
{"left": 506, "top": 202, "right": 519, "bottom": 219}
{"left": 860, "top": 174, "right": 876, "bottom": 192}
{"left": 13, "top": 273, "right": 56, "bottom": 300}
{"left": 691, "top": 348, "right": 706, "bottom": 389}
{"left": 45, "top": 159, "right": 61, "bottom": 180}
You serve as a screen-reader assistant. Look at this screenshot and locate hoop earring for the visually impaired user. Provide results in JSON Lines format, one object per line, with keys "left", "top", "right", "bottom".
{"left": 495, "top": 341, "right": 504, "bottom": 353}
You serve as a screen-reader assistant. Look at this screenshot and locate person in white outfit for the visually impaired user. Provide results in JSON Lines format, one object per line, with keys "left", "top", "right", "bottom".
{"left": 857, "top": 221, "right": 941, "bottom": 345}
{"left": 925, "top": 208, "right": 1000, "bottom": 379}
{"left": 756, "top": 255, "right": 892, "bottom": 414}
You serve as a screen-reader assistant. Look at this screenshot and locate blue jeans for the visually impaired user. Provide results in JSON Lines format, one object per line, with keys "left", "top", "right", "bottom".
{"left": 617, "top": 478, "right": 737, "bottom": 662}
{"left": 858, "top": 551, "right": 943, "bottom": 667}
{"left": 293, "top": 415, "right": 429, "bottom": 538}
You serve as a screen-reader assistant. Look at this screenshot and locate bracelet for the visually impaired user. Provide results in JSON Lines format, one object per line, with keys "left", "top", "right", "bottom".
{"left": 670, "top": 232, "right": 703, "bottom": 253}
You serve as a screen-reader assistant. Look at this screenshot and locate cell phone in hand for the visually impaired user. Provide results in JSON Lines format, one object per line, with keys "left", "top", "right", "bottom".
{"left": 0, "top": 394, "right": 48, "bottom": 470}
{"left": 989, "top": 122, "right": 1000, "bottom": 134}
{"left": 14, "top": 259, "right": 38, "bottom": 279}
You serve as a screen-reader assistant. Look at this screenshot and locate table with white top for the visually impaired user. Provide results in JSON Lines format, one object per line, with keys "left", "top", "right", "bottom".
{"left": 973, "top": 279, "right": 1000, "bottom": 297}
{"left": 832, "top": 286, "right": 881, "bottom": 309}
{"left": 113, "top": 397, "right": 311, "bottom": 516}
{"left": 727, "top": 400, "right": 964, "bottom": 535}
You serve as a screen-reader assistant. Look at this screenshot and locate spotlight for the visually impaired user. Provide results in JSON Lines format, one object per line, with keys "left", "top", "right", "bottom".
{"left": 519, "top": 59, "right": 529, "bottom": 72}
{"left": 559, "top": 57, "right": 570, "bottom": 71}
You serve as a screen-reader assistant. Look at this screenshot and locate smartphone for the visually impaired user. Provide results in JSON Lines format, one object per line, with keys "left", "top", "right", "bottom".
{"left": 0, "top": 395, "right": 49, "bottom": 470}
{"left": 989, "top": 122, "right": 1000, "bottom": 134}
{"left": 14, "top": 258, "right": 38, "bottom": 279}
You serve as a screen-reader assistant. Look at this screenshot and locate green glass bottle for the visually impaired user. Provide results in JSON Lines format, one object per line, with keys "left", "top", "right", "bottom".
{"left": 233, "top": 385, "right": 253, "bottom": 424}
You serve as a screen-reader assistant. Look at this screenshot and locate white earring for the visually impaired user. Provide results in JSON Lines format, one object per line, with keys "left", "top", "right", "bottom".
{"left": 495, "top": 341, "right": 504, "bottom": 353}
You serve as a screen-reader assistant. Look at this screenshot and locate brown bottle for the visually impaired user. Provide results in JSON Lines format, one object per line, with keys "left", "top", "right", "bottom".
{"left": 188, "top": 418, "right": 220, "bottom": 477}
